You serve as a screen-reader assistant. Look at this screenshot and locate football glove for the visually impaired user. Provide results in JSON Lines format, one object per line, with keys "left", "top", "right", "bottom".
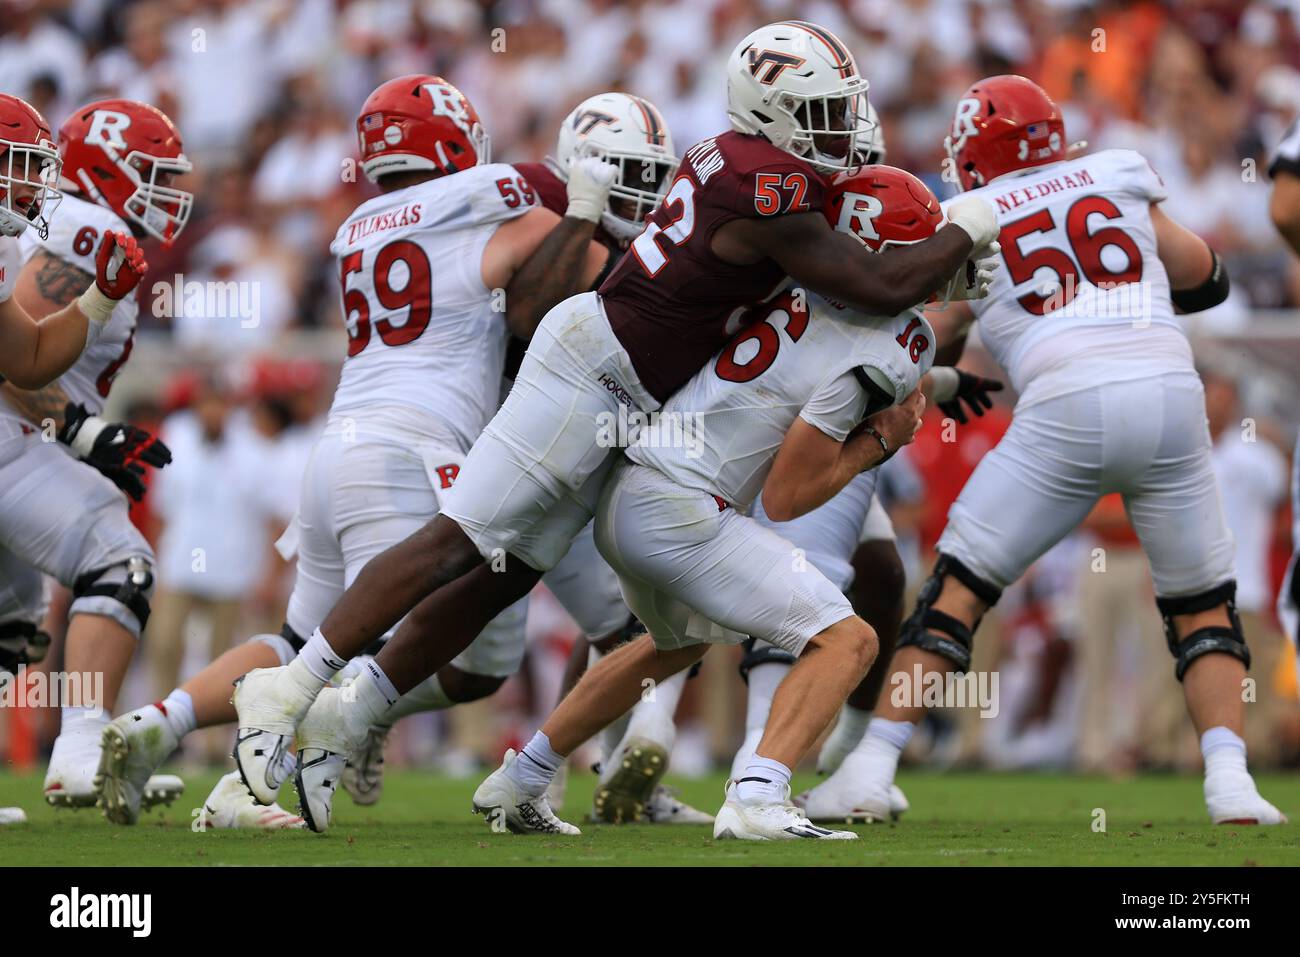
{"left": 942, "top": 246, "right": 1000, "bottom": 302}
{"left": 57, "top": 402, "right": 172, "bottom": 501}
{"left": 77, "top": 231, "right": 149, "bottom": 326}
{"left": 946, "top": 197, "right": 1000, "bottom": 255}
{"left": 935, "top": 369, "right": 1004, "bottom": 424}
{"left": 565, "top": 157, "right": 618, "bottom": 224}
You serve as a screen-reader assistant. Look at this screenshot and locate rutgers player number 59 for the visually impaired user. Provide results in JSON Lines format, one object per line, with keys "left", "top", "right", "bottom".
{"left": 339, "top": 241, "right": 432, "bottom": 357}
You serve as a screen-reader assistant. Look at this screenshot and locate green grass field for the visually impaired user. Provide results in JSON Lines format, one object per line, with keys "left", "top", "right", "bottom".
{"left": 1, "top": 768, "right": 1297, "bottom": 866}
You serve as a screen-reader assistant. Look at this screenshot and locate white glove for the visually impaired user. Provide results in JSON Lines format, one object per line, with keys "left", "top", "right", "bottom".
{"left": 942, "top": 244, "right": 1001, "bottom": 301}
{"left": 946, "top": 197, "right": 1000, "bottom": 256}
{"left": 565, "top": 157, "right": 618, "bottom": 224}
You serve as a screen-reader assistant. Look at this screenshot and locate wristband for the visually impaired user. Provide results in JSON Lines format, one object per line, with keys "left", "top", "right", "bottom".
{"left": 861, "top": 425, "right": 890, "bottom": 468}
{"left": 77, "top": 284, "right": 117, "bottom": 326}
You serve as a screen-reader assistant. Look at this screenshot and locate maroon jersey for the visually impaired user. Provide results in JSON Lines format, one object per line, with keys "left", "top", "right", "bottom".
{"left": 599, "top": 130, "right": 825, "bottom": 403}
{"left": 514, "top": 160, "right": 618, "bottom": 251}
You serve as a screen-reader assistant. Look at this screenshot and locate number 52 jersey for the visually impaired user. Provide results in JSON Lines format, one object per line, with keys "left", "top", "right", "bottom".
{"left": 328, "top": 163, "right": 539, "bottom": 451}
{"left": 942, "top": 148, "right": 1192, "bottom": 409}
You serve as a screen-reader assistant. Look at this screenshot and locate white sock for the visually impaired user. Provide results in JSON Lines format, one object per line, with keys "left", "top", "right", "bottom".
{"left": 744, "top": 662, "right": 789, "bottom": 733}
{"left": 827, "top": 704, "right": 872, "bottom": 751}
{"left": 508, "top": 731, "right": 565, "bottom": 797}
{"left": 727, "top": 663, "right": 789, "bottom": 779}
{"left": 625, "top": 669, "right": 686, "bottom": 749}
{"left": 159, "top": 688, "right": 197, "bottom": 739}
{"left": 379, "top": 674, "right": 453, "bottom": 727}
{"left": 841, "top": 717, "right": 915, "bottom": 787}
{"left": 289, "top": 627, "right": 347, "bottom": 692}
{"left": 1201, "top": 726, "right": 1248, "bottom": 777}
{"left": 734, "top": 754, "right": 791, "bottom": 804}
{"left": 60, "top": 705, "right": 107, "bottom": 739}
{"left": 600, "top": 712, "right": 631, "bottom": 770}
{"left": 351, "top": 660, "right": 400, "bottom": 728}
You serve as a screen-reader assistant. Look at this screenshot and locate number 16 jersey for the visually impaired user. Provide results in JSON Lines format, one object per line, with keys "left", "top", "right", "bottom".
{"left": 941, "top": 149, "right": 1190, "bottom": 409}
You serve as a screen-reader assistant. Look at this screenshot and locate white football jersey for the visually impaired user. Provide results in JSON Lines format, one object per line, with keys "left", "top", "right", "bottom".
{"left": 328, "top": 163, "right": 538, "bottom": 452}
{"left": 0, "top": 236, "right": 19, "bottom": 303}
{"left": 942, "top": 149, "right": 1193, "bottom": 408}
{"left": 11, "top": 194, "right": 138, "bottom": 416}
{"left": 627, "top": 292, "right": 933, "bottom": 509}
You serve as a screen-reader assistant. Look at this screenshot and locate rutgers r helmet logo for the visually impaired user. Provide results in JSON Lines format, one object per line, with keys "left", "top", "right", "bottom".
{"left": 949, "top": 98, "right": 981, "bottom": 151}
{"left": 746, "top": 49, "right": 806, "bottom": 85}
{"left": 835, "top": 191, "right": 884, "bottom": 245}
{"left": 421, "top": 83, "right": 472, "bottom": 136}
{"left": 86, "top": 110, "right": 132, "bottom": 153}
{"left": 434, "top": 464, "right": 459, "bottom": 489}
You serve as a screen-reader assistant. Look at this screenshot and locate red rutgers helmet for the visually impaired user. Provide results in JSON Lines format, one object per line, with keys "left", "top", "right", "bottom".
{"left": 824, "top": 164, "right": 943, "bottom": 251}
{"left": 0, "top": 94, "right": 61, "bottom": 239}
{"left": 357, "top": 75, "right": 490, "bottom": 183}
{"left": 59, "top": 99, "right": 193, "bottom": 244}
{"left": 945, "top": 75, "right": 1065, "bottom": 192}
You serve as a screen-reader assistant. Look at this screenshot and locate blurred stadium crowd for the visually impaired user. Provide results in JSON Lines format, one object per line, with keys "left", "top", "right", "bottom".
{"left": 1, "top": 0, "right": 1298, "bottom": 778}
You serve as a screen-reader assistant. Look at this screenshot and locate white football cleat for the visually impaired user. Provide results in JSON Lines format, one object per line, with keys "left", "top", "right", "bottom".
{"left": 342, "top": 724, "right": 389, "bottom": 807}
{"left": 592, "top": 736, "right": 667, "bottom": 824}
{"left": 644, "top": 785, "right": 714, "bottom": 825}
{"left": 1205, "top": 773, "right": 1288, "bottom": 826}
{"left": 0, "top": 807, "right": 27, "bottom": 825}
{"left": 95, "top": 706, "right": 182, "bottom": 825}
{"left": 197, "top": 771, "right": 304, "bottom": 830}
{"left": 794, "top": 777, "right": 908, "bottom": 824}
{"left": 713, "top": 780, "right": 858, "bottom": 841}
{"left": 472, "top": 749, "right": 581, "bottom": 835}
{"left": 293, "top": 688, "right": 363, "bottom": 833}
{"left": 232, "top": 667, "right": 314, "bottom": 805}
{"left": 44, "top": 728, "right": 103, "bottom": 808}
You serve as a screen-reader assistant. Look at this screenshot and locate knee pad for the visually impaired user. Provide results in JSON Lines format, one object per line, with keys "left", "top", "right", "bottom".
{"left": 896, "top": 554, "right": 1002, "bottom": 673}
{"left": 70, "top": 557, "right": 154, "bottom": 639}
{"left": 737, "top": 637, "right": 796, "bottom": 685}
{"left": 1156, "top": 580, "right": 1250, "bottom": 682}
{"left": 280, "top": 621, "right": 306, "bottom": 654}
{"left": 0, "top": 619, "right": 51, "bottom": 673}
{"left": 250, "top": 629, "right": 298, "bottom": 667}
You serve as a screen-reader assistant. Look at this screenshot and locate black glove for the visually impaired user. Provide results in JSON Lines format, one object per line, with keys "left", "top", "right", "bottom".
{"left": 57, "top": 402, "right": 172, "bottom": 501}
{"left": 938, "top": 370, "right": 1004, "bottom": 425}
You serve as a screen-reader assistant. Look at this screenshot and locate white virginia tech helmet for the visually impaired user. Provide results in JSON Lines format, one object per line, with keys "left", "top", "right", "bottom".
{"left": 552, "top": 92, "right": 678, "bottom": 243}
{"left": 727, "top": 20, "right": 872, "bottom": 173}
{"left": 863, "top": 101, "right": 885, "bottom": 164}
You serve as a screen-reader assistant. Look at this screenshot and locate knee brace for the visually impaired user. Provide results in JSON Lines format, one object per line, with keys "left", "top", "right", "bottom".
{"left": 1156, "top": 580, "right": 1250, "bottom": 682}
{"left": 738, "top": 636, "right": 796, "bottom": 685}
{"left": 249, "top": 627, "right": 299, "bottom": 667}
{"left": 896, "top": 554, "right": 1002, "bottom": 673}
{"left": 0, "top": 619, "right": 51, "bottom": 673}
{"left": 71, "top": 556, "right": 154, "bottom": 639}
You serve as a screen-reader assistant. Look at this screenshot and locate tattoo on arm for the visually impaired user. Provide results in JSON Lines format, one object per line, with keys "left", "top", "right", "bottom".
{"left": 34, "top": 254, "right": 94, "bottom": 308}
{"left": 1, "top": 379, "right": 72, "bottom": 430}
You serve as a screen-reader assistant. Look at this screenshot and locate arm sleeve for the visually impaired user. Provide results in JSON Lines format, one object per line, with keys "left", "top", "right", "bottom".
{"left": 798, "top": 370, "right": 868, "bottom": 441}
